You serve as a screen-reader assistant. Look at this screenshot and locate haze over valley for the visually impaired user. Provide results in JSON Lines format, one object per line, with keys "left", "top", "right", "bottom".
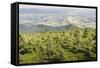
{"left": 19, "top": 5, "right": 96, "bottom": 32}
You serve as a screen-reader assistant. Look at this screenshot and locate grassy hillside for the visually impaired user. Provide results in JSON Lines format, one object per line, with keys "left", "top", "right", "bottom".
{"left": 19, "top": 28, "right": 96, "bottom": 64}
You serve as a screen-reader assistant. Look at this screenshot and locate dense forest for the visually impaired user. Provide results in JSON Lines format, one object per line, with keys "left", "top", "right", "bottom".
{"left": 19, "top": 28, "right": 96, "bottom": 64}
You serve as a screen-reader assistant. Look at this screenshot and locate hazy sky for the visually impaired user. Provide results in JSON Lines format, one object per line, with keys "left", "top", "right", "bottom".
{"left": 19, "top": 4, "right": 96, "bottom": 11}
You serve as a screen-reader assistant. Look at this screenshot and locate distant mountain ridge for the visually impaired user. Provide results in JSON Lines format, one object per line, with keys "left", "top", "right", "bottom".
{"left": 19, "top": 23, "right": 79, "bottom": 33}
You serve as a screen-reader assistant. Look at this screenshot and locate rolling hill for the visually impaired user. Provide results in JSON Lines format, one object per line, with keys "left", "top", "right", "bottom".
{"left": 19, "top": 23, "right": 79, "bottom": 33}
